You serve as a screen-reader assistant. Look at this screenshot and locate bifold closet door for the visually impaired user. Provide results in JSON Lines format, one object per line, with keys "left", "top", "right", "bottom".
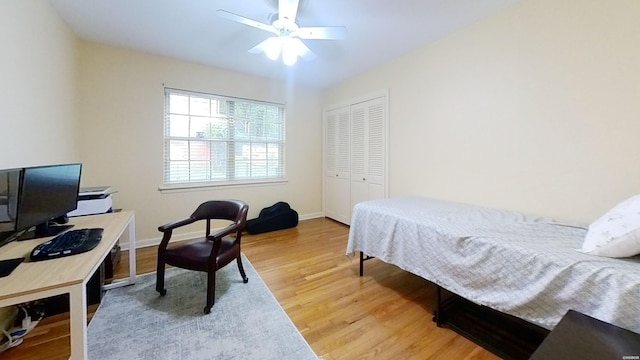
{"left": 324, "top": 106, "right": 351, "bottom": 224}
{"left": 350, "top": 97, "right": 386, "bottom": 212}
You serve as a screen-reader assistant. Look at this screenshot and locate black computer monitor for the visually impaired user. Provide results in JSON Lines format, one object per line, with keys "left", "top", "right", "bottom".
{"left": 16, "top": 163, "right": 82, "bottom": 240}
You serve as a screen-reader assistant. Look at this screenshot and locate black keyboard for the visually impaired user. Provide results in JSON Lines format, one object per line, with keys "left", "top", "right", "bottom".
{"left": 30, "top": 228, "right": 104, "bottom": 261}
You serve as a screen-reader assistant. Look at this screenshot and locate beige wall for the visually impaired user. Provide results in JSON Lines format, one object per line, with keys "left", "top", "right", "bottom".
{"left": 324, "top": 0, "right": 640, "bottom": 224}
{"left": 78, "top": 42, "right": 323, "bottom": 242}
{"left": 0, "top": 0, "right": 79, "bottom": 168}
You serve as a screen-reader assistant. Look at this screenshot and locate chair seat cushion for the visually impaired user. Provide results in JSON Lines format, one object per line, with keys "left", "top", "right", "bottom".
{"left": 162, "top": 236, "right": 239, "bottom": 271}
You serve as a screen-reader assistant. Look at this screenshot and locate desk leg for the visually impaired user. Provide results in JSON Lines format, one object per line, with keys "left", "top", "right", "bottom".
{"left": 104, "top": 216, "right": 137, "bottom": 290}
{"left": 68, "top": 284, "right": 88, "bottom": 360}
{"left": 128, "top": 216, "right": 136, "bottom": 283}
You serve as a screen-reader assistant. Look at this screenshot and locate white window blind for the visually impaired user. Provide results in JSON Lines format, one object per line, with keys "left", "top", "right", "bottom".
{"left": 163, "top": 88, "right": 286, "bottom": 186}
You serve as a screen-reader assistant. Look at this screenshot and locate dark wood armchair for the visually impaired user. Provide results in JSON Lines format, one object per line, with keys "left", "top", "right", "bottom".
{"left": 155, "top": 199, "right": 249, "bottom": 314}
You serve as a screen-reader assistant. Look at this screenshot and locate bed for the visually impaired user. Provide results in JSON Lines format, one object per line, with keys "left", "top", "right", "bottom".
{"left": 346, "top": 196, "right": 640, "bottom": 334}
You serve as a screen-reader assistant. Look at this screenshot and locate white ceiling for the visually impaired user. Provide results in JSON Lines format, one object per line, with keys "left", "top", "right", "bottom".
{"left": 49, "top": 0, "right": 523, "bottom": 89}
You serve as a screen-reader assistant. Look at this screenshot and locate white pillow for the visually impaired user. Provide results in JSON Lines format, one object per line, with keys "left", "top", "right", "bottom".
{"left": 581, "top": 194, "right": 640, "bottom": 258}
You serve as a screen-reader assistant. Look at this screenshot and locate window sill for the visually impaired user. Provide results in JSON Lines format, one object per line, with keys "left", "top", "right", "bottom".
{"left": 158, "top": 178, "right": 288, "bottom": 193}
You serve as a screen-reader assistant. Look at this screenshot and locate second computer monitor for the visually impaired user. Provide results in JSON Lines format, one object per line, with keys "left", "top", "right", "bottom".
{"left": 16, "top": 163, "right": 82, "bottom": 240}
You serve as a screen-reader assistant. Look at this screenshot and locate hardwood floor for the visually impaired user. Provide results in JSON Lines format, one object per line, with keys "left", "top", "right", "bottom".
{"left": 1, "top": 217, "right": 499, "bottom": 360}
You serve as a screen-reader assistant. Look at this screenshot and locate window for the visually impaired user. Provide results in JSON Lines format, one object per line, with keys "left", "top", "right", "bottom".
{"left": 163, "top": 88, "right": 285, "bottom": 187}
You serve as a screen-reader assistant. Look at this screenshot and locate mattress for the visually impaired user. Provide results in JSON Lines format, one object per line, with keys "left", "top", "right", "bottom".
{"left": 346, "top": 196, "right": 640, "bottom": 332}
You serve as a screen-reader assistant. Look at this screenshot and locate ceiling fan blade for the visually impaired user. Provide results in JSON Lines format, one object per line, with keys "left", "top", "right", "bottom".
{"left": 278, "top": 0, "right": 299, "bottom": 22}
{"left": 293, "top": 38, "right": 316, "bottom": 61}
{"left": 217, "top": 10, "right": 278, "bottom": 35}
{"left": 295, "top": 26, "right": 348, "bottom": 40}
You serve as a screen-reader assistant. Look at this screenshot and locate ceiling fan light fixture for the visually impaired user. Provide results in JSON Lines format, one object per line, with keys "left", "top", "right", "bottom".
{"left": 281, "top": 37, "right": 298, "bottom": 66}
{"left": 264, "top": 38, "right": 283, "bottom": 60}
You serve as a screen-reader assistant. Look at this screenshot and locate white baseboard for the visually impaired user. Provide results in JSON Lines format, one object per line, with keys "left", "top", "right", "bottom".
{"left": 299, "top": 211, "right": 323, "bottom": 221}
{"left": 120, "top": 212, "right": 325, "bottom": 251}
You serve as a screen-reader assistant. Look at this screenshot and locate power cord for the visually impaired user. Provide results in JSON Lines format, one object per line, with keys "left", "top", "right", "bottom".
{"left": 0, "top": 304, "right": 44, "bottom": 353}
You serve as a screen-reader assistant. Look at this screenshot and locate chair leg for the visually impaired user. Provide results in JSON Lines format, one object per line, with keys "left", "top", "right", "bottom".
{"left": 237, "top": 255, "right": 249, "bottom": 283}
{"left": 156, "top": 260, "right": 167, "bottom": 296}
{"left": 204, "top": 271, "right": 216, "bottom": 314}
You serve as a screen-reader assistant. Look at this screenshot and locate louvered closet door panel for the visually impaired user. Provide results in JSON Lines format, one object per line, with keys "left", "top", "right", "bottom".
{"left": 366, "top": 97, "right": 386, "bottom": 187}
{"left": 324, "top": 106, "right": 351, "bottom": 224}
{"left": 350, "top": 105, "right": 366, "bottom": 180}
{"left": 325, "top": 107, "right": 350, "bottom": 179}
{"left": 325, "top": 175, "right": 350, "bottom": 224}
{"left": 336, "top": 109, "right": 350, "bottom": 179}
{"left": 325, "top": 111, "right": 338, "bottom": 176}
{"left": 350, "top": 97, "right": 387, "bottom": 211}
{"left": 349, "top": 102, "right": 369, "bottom": 211}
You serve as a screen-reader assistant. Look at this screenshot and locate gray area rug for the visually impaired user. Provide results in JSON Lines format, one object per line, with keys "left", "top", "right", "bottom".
{"left": 88, "top": 254, "right": 318, "bottom": 360}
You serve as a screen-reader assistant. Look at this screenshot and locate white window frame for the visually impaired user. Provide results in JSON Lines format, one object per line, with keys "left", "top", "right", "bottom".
{"left": 162, "top": 88, "right": 286, "bottom": 189}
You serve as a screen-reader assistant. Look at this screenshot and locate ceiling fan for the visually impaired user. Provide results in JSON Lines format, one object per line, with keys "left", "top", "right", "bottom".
{"left": 217, "top": 0, "right": 347, "bottom": 66}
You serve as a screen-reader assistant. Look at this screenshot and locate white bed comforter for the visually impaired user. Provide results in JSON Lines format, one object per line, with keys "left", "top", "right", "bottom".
{"left": 346, "top": 196, "right": 640, "bottom": 332}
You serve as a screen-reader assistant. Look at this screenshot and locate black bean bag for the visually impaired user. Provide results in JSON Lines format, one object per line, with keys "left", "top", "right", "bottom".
{"left": 245, "top": 202, "right": 298, "bottom": 234}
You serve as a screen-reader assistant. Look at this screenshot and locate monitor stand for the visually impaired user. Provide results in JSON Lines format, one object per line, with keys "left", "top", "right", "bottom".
{"left": 17, "top": 222, "right": 74, "bottom": 241}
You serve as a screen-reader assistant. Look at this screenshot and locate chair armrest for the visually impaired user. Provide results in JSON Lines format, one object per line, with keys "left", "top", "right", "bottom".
{"left": 158, "top": 217, "right": 196, "bottom": 232}
{"left": 206, "top": 223, "right": 241, "bottom": 241}
{"left": 206, "top": 223, "right": 242, "bottom": 267}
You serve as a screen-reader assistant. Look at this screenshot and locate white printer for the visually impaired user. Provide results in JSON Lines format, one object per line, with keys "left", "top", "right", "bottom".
{"left": 67, "top": 186, "right": 113, "bottom": 217}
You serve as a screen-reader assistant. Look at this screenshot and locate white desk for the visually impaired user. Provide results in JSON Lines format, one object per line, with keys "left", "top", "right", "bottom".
{"left": 0, "top": 211, "right": 136, "bottom": 360}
